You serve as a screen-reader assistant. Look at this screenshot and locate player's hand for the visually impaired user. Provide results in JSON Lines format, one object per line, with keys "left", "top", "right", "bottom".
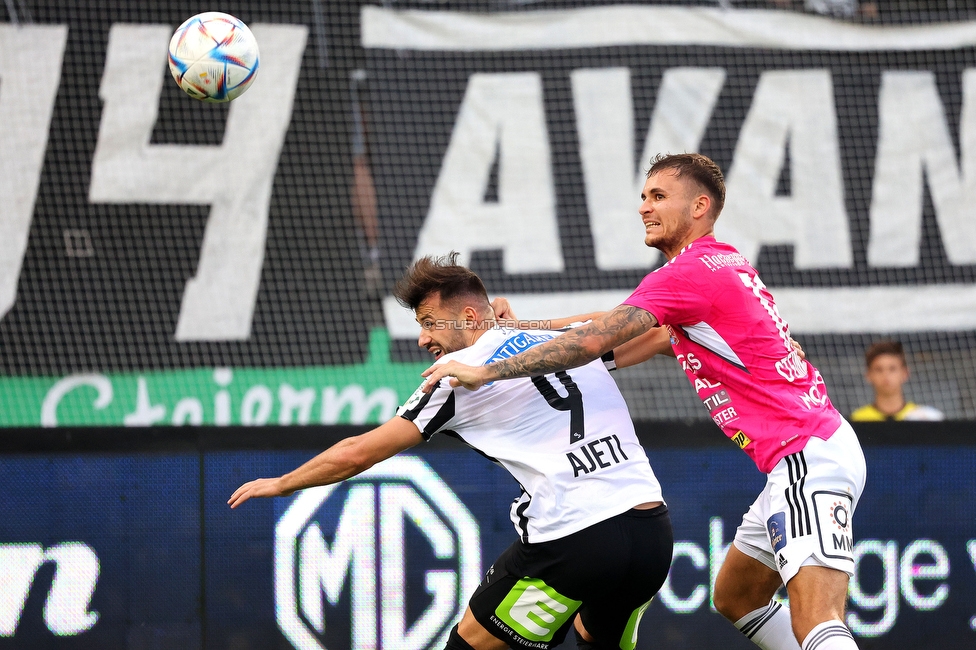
{"left": 790, "top": 337, "right": 806, "bottom": 360}
{"left": 421, "top": 360, "right": 489, "bottom": 392}
{"left": 228, "top": 477, "right": 291, "bottom": 509}
{"left": 491, "top": 297, "right": 519, "bottom": 326}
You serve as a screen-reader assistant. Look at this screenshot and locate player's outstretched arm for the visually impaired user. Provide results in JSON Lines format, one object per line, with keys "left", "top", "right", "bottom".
{"left": 491, "top": 296, "right": 673, "bottom": 364}
{"left": 422, "top": 304, "right": 657, "bottom": 391}
{"left": 227, "top": 417, "right": 424, "bottom": 508}
{"left": 612, "top": 326, "right": 675, "bottom": 367}
{"left": 490, "top": 297, "right": 604, "bottom": 330}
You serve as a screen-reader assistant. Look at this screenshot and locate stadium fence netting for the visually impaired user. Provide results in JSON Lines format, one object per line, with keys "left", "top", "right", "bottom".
{"left": 1, "top": 0, "right": 975, "bottom": 426}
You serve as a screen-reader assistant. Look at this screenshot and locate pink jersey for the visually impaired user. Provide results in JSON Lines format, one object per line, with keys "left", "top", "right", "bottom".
{"left": 623, "top": 236, "right": 841, "bottom": 473}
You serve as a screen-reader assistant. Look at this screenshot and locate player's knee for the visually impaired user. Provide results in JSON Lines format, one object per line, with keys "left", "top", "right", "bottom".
{"left": 711, "top": 583, "right": 738, "bottom": 621}
{"left": 712, "top": 573, "right": 772, "bottom": 621}
{"left": 711, "top": 565, "right": 740, "bottom": 619}
{"left": 445, "top": 624, "right": 477, "bottom": 650}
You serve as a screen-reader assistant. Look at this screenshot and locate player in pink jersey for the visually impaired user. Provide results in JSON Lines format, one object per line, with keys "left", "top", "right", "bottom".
{"left": 623, "top": 235, "right": 842, "bottom": 473}
{"left": 422, "top": 154, "right": 866, "bottom": 650}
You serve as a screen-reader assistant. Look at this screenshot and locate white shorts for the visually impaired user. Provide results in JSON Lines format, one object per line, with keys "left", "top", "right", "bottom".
{"left": 732, "top": 419, "right": 866, "bottom": 585}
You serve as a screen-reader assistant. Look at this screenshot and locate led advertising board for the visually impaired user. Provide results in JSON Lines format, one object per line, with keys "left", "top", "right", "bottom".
{"left": 0, "top": 427, "right": 973, "bottom": 649}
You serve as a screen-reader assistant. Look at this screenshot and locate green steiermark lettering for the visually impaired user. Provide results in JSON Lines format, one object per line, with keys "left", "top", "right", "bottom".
{"left": 0, "top": 328, "right": 427, "bottom": 427}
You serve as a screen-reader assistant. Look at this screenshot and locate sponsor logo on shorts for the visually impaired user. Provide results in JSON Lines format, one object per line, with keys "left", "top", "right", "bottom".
{"left": 829, "top": 500, "right": 849, "bottom": 530}
{"left": 812, "top": 490, "right": 855, "bottom": 562}
{"left": 767, "top": 512, "right": 787, "bottom": 553}
{"left": 778, "top": 554, "right": 788, "bottom": 569}
{"left": 495, "top": 578, "right": 581, "bottom": 643}
{"left": 731, "top": 430, "right": 751, "bottom": 449}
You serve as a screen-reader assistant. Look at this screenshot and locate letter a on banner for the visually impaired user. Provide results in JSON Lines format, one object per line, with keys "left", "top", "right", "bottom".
{"left": 572, "top": 67, "right": 725, "bottom": 270}
{"left": 721, "top": 70, "right": 852, "bottom": 269}
{"left": 415, "top": 72, "right": 564, "bottom": 273}
{"left": 868, "top": 70, "right": 976, "bottom": 267}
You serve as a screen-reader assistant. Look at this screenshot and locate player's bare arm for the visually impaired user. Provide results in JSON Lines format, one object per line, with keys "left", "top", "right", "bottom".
{"left": 228, "top": 417, "right": 423, "bottom": 508}
{"left": 493, "top": 296, "right": 673, "bottom": 364}
{"left": 490, "top": 297, "right": 603, "bottom": 330}
{"left": 422, "top": 305, "right": 657, "bottom": 391}
{"left": 612, "top": 326, "right": 675, "bottom": 367}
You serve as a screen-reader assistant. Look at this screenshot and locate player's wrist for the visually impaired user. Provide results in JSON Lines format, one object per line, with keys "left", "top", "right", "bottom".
{"left": 276, "top": 474, "right": 297, "bottom": 496}
{"left": 479, "top": 365, "right": 497, "bottom": 386}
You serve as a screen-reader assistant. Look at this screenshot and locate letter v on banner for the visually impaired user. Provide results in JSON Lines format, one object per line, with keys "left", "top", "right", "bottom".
{"left": 572, "top": 66, "right": 725, "bottom": 270}
{"left": 88, "top": 24, "right": 307, "bottom": 341}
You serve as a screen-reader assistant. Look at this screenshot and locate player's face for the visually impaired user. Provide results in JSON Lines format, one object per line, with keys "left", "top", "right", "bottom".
{"left": 639, "top": 171, "right": 700, "bottom": 257}
{"left": 414, "top": 293, "right": 471, "bottom": 360}
{"left": 865, "top": 354, "right": 909, "bottom": 398}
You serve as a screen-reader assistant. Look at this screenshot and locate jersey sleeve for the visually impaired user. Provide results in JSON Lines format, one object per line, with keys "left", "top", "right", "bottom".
{"left": 623, "top": 263, "right": 712, "bottom": 325}
{"left": 397, "top": 380, "right": 457, "bottom": 441}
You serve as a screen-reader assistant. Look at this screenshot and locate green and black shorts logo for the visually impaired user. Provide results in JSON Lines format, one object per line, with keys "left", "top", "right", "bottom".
{"left": 495, "top": 578, "right": 582, "bottom": 642}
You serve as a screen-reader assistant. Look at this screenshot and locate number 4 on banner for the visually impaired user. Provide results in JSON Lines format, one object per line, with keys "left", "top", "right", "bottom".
{"left": 0, "top": 26, "right": 67, "bottom": 323}
{"left": 89, "top": 24, "right": 307, "bottom": 341}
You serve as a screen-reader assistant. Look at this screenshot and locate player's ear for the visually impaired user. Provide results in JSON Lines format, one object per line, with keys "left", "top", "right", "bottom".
{"left": 694, "top": 193, "right": 711, "bottom": 220}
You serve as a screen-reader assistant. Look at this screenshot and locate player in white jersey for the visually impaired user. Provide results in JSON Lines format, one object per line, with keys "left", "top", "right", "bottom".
{"left": 229, "top": 253, "right": 673, "bottom": 650}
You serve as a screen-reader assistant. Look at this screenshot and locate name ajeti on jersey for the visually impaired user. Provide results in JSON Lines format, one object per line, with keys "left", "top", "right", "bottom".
{"left": 397, "top": 328, "right": 663, "bottom": 544}
{"left": 624, "top": 236, "right": 841, "bottom": 473}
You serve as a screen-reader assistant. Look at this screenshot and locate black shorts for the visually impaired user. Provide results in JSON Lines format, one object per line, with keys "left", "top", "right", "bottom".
{"left": 468, "top": 505, "right": 673, "bottom": 650}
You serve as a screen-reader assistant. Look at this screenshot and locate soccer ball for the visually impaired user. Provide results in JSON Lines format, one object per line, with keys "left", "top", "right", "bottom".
{"left": 168, "top": 12, "right": 259, "bottom": 103}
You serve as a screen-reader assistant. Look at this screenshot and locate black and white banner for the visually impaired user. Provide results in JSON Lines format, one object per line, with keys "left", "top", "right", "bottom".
{"left": 1, "top": 2, "right": 974, "bottom": 420}
{"left": 365, "top": 6, "right": 976, "bottom": 340}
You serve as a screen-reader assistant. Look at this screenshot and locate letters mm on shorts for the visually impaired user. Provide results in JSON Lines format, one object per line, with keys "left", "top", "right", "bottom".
{"left": 812, "top": 490, "right": 855, "bottom": 563}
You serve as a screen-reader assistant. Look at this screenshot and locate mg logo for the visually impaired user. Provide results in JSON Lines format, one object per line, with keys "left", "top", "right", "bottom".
{"left": 275, "top": 456, "right": 481, "bottom": 650}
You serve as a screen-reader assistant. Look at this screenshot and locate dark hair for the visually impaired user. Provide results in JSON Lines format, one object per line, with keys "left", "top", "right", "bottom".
{"left": 865, "top": 340, "right": 906, "bottom": 368}
{"left": 393, "top": 252, "right": 490, "bottom": 312}
{"left": 647, "top": 153, "right": 726, "bottom": 217}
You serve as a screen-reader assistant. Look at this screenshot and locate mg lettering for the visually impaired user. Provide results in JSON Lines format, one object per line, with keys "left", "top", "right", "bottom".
{"left": 275, "top": 456, "right": 481, "bottom": 650}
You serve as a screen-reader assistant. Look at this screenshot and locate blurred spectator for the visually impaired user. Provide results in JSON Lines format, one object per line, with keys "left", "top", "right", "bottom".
{"left": 851, "top": 341, "right": 944, "bottom": 421}
{"left": 766, "top": 0, "right": 878, "bottom": 20}
{"left": 350, "top": 68, "right": 384, "bottom": 326}
{"left": 350, "top": 69, "right": 378, "bottom": 270}
{"left": 805, "top": 0, "right": 858, "bottom": 17}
